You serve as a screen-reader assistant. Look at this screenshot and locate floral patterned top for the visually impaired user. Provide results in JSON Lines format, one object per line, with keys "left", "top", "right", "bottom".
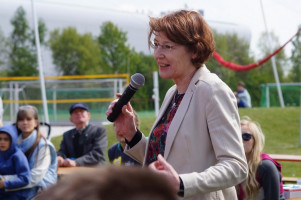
{"left": 146, "top": 92, "right": 185, "bottom": 165}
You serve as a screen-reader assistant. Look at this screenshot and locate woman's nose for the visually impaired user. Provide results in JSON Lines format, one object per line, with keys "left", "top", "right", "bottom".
{"left": 154, "top": 48, "right": 165, "bottom": 59}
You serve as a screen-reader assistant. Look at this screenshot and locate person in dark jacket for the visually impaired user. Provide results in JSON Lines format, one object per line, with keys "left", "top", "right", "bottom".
{"left": 57, "top": 103, "right": 107, "bottom": 167}
{"left": 0, "top": 124, "right": 31, "bottom": 199}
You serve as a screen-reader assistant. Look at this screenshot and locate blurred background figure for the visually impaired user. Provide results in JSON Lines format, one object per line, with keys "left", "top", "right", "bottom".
{"left": 35, "top": 166, "right": 177, "bottom": 200}
{"left": 0, "top": 96, "right": 3, "bottom": 127}
{"left": 14, "top": 105, "right": 57, "bottom": 199}
{"left": 236, "top": 116, "right": 284, "bottom": 200}
{"left": 108, "top": 110, "right": 141, "bottom": 166}
{"left": 234, "top": 81, "right": 252, "bottom": 108}
{"left": 57, "top": 103, "right": 107, "bottom": 167}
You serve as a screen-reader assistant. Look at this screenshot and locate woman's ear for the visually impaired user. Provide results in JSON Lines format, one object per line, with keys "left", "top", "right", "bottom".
{"left": 192, "top": 52, "right": 197, "bottom": 59}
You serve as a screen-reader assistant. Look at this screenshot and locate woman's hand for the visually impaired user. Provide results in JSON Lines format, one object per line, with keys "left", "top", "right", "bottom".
{"left": 148, "top": 154, "right": 180, "bottom": 193}
{"left": 106, "top": 94, "right": 137, "bottom": 142}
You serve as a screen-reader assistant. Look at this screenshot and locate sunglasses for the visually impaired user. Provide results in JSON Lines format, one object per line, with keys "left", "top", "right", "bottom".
{"left": 242, "top": 133, "right": 253, "bottom": 141}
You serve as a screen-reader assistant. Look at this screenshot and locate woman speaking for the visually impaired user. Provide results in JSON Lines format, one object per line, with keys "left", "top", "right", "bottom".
{"left": 106, "top": 9, "right": 247, "bottom": 200}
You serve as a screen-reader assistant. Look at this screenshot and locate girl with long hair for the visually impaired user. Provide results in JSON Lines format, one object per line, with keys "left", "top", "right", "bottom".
{"left": 237, "top": 116, "right": 284, "bottom": 200}
{"left": 13, "top": 105, "right": 57, "bottom": 199}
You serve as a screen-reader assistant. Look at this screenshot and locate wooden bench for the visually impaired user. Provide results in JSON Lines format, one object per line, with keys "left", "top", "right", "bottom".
{"left": 269, "top": 154, "right": 301, "bottom": 184}
{"left": 282, "top": 176, "right": 299, "bottom": 183}
{"left": 270, "top": 154, "right": 301, "bottom": 162}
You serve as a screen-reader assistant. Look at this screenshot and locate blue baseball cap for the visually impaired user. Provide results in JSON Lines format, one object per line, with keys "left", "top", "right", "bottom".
{"left": 69, "top": 103, "right": 89, "bottom": 114}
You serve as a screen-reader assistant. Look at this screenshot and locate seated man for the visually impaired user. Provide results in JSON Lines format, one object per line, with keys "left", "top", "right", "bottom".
{"left": 0, "top": 96, "right": 3, "bottom": 127}
{"left": 57, "top": 103, "right": 107, "bottom": 167}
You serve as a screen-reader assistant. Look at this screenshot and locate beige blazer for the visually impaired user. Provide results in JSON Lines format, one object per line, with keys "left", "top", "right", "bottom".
{"left": 126, "top": 65, "right": 248, "bottom": 200}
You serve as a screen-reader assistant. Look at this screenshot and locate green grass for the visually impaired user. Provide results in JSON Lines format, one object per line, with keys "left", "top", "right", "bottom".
{"left": 239, "top": 107, "right": 301, "bottom": 178}
{"left": 51, "top": 107, "right": 301, "bottom": 177}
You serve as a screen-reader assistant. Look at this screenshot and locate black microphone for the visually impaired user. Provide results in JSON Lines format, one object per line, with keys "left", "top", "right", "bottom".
{"left": 107, "top": 73, "right": 145, "bottom": 122}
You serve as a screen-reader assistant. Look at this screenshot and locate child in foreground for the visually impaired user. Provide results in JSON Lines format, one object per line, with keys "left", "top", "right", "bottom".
{"left": 0, "top": 124, "right": 31, "bottom": 199}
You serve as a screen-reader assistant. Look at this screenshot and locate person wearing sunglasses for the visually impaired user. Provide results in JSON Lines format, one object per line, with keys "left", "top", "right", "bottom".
{"left": 237, "top": 116, "right": 285, "bottom": 200}
{"left": 106, "top": 9, "right": 247, "bottom": 200}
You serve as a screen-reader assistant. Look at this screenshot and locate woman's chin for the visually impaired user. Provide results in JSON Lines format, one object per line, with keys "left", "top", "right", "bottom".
{"left": 158, "top": 71, "right": 171, "bottom": 79}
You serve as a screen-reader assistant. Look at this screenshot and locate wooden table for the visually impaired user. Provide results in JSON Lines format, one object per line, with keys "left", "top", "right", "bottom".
{"left": 57, "top": 167, "right": 95, "bottom": 177}
{"left": 269, "top": 154, "right": 301, "bottom": 199}
{"left": 269, "top": 154, "right": 301, "bottom": 184}
{"left": 270, "top": 154, "right": 301, "bottom": 162}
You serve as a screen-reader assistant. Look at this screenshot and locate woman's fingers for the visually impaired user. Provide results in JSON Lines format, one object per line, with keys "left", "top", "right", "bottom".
{"left": 148, "top": 155, "right": 166, "bottom": 171}
{"left": 148, "top": 154, "right": 180, "bottom": 193}
{"left": 105, "top": 99, "right": 118, "bottom": 116}
{"left": 157, "top": 154, "right": 170, "bottom": 168}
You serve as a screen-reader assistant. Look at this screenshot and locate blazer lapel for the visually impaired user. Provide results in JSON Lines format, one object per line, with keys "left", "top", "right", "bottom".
{"left": 164, "top": 65, "right": 209, "bottom": 159}
{"left": 149, "top": 85, "right": 177, "bottom": 134}
{"left": 143, "top": 86, "right": 176, "bottom": 164}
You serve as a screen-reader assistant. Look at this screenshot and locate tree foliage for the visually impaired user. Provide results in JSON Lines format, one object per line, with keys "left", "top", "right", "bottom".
{"left": 206, "top": 31, "right": 263, "bottom": 105}
{"left": 98, "top": 21, "right": 131, "bottom": 74}
{"left": 206, "top": 30, "right": 289, "bottom": 107}
{"left": 256, "top": 32, "right": 286, "bottom": 82}
{"left": 49, "top": 27, "right": 102, "bottom": 75}
{"left": 4, "top": 8, "right": 298, "bottom": 109}
{"left": 289, "top": 33, "right": 301, "bottom": 82}
{"left": 207, "top": 31, "right": 255, "bottom": 89}
{"left": 8, "top": 6, "right": 47, "bottom": 76}
{"left": 0, "top": 27, "right": 10, "bottom": 72}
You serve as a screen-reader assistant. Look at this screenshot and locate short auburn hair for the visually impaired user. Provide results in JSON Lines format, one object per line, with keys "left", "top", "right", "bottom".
{"left": 148, "top": 10, "right": 215, "bottom": 68}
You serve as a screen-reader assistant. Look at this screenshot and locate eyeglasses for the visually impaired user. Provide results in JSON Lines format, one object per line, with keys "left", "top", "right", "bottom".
{"left": 150, "top": 41, "right": 177, "bottom": 52}
{"left": 242, "top": 133, "right": 253, "bottom": 141}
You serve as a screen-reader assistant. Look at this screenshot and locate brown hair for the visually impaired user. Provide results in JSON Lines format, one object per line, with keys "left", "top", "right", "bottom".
{"left": 16, "top": 105, "right": 43, "bottom": 158}
{"left": 148, "top": 9, "right": 215, "bottom": 68}
{"left": 36, "top": 166, "right": 177, "bottom": 200}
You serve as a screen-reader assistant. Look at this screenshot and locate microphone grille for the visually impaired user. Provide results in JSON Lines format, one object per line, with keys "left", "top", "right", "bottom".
{"left": 130, "top": 73, "right": 145, "bottom": 89}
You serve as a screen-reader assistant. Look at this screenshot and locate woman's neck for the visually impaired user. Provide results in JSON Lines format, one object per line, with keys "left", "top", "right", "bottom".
{"left": 174, "top": 68, "right": 196, "bottom": 94}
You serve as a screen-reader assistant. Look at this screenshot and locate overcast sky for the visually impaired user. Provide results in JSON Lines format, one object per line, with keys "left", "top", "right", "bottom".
{"left": 1, "top": 0, "right": 301, "bottom": 60}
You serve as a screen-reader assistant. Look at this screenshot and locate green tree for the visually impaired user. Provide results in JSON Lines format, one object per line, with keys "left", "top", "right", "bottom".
{"left": 206, "top": 31, "right": 269, "bottom": 106}
{"left": 255, "top": 32, "right": 288, "bottom": 106}
{"left": 49, "top": 27, "right": 102, "bottom": 75}
{"left": 0, "top": 27, "right": 10, "bottom": 73}
{"left": 98, "top": 21, "right": 130, "bottom": 73}
{"left": 8, "top": 6, "right": 47, "bottom": 76}
{"left": 207, "top": 31, "right": 255, "bottom": 89}
{"left": 288, "top": 33, "right": 301, "bottom": 82}
{"left": 206, "top": 31, "right": 289, "bottom": 107}
{"left": 256, "top": 31, "right": 286, "bottom": 82}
